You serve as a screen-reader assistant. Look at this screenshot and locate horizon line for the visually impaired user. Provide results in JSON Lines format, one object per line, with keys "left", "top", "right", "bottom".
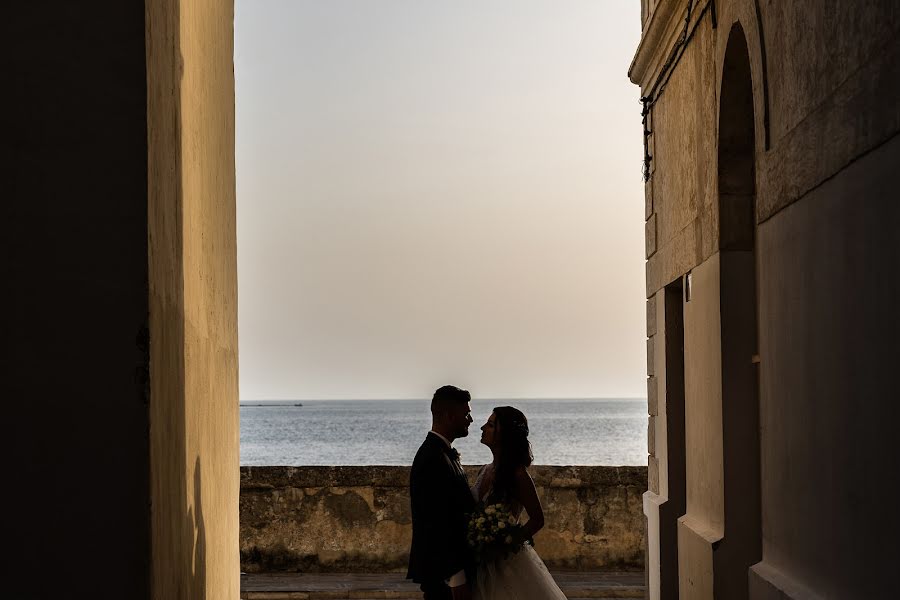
{"left": 240, "top": 396, "right": 647, "bottom": 403}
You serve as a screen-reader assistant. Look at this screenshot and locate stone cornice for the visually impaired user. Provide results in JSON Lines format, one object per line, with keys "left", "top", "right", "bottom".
{"left": 629, "top": 0, "right": 692, "bottom": 89}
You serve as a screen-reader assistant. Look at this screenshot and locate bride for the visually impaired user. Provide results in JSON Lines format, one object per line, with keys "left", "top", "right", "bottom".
{"left": 470, "top": 406, "right": 567, "bottom": 600}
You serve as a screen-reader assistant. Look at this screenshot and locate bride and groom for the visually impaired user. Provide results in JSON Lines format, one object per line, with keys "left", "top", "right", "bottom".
{"left": 407, "top": 385, "right": 567, "bottom": 600}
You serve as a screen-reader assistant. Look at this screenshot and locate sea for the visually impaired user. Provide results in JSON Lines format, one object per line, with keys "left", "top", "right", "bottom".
{"left": 240, "top": 398, "right": 647, "bottom": 466}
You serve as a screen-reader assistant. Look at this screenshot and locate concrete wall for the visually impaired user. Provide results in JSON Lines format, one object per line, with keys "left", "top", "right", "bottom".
{"left": 147, "top": 1, "right": 240, "bottom": 599}
{"left": 3, "top": 3, "right": 152, "bottom": 597}
{"left": 631, "top": 1, "right": 900, "bottom": 598}
{"left": 240, "top": 466, "right": 647, "bottom": 573}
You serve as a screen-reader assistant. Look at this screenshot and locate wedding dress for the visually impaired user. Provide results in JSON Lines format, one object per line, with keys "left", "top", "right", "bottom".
{"left": 470, "top": 466, "right": 567, "bottom": 600}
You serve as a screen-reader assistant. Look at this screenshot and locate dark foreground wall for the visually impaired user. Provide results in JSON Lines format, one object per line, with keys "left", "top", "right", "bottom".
{"left": 240, "top": 465, "right": 647, "bottom": 572}
{"left": 2, "top": 3, "right": 151, "bottom": 598}
{"left": 4, "top": 2, "right": 241, "bottom": 599}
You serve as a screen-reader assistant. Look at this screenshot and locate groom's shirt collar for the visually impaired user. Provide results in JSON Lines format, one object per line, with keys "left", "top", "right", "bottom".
{"left": 429, "top": 430, "right": 453, "bottom": 448}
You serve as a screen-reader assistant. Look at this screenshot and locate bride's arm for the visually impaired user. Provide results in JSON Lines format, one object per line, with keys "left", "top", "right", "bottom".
{"left": 470, "top": 464, "right": 487, "bottom": 498}
{"left": 514, "top": 466, "right": 545, "bottom": 538}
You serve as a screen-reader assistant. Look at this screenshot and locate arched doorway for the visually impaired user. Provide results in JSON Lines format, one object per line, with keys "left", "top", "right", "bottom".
{"left": 713, "top": 22, "right": 762, "bottom": 600}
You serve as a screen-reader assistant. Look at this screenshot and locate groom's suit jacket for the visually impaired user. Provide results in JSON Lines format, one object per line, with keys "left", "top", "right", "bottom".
{"left": 407, "top": 432, "right": 476, "bottom": 585}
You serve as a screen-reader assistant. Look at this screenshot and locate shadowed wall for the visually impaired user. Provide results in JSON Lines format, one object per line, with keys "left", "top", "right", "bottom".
{"left": 2, "top": 3, "right": 151, "bottom": 597}
{"left": 3, "top": 1, "right": 239, "bottom": 598}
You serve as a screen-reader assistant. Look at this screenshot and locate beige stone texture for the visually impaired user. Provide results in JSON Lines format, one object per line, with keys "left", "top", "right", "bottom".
{"left": 678, "top": 254, "right": 724, "bottom": 600}
{"left": 681, "top": 255, "right": 724, "bottom": 539}
{"left": 761, "top": 1, "right": 899, "bottom": 147}
{"left": 647, "top": 457, "right": 660, "bottom": 496}
{"left": 676, "top": 515, "right": 716, "bottom": 600}
{"left": 641, "top": 13, "right": 718, "bottom": 298}
{"left": 758, "top": 32, "right": 900, "bottom": 222}
{"left": 147, "top": 0, "right": 239, "bottom": 599}
{"left": 645, "top": 213, "right": 658, "bottom": 258}
{"left": 240, "top": 466, "right": 646, "bottom": 572}
{"left": 647, "top": 376, "right": 658, "bottom": 417}
{"left": 641, "top": 493, "right": 662, "bottom": 600}
{"left": 646, "top": 295, "right": 658, "bottom": 338}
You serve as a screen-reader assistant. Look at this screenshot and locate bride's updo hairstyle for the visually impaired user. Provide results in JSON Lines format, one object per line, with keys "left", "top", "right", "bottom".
{"left": 489, "top": 406, "right": 534, "bottom": 503}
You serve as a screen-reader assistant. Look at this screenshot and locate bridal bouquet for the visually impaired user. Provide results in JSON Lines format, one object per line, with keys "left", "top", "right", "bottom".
{"left": 466, "top": 502, "right": 532, "bottom": 565}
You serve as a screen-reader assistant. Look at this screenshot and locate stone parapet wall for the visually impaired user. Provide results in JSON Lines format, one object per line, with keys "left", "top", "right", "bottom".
{"left": 240, "top": 465, "right": 646, "bottom": 573}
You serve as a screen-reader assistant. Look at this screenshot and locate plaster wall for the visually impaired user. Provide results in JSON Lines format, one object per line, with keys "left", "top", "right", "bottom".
{"left": 750, "top": 134, "right": 900, "bottom": 599}
{"left": 682, "top": 255, "right": 724, "bottom": 536}
{"left": 3, "top": 3, "right": 152, "bottom": 597}
{"left": 240, "top": 466, "right": 646, "bottom": 573}
{"left": 677, "top": 254, "right": 724, "bottom": 600}
{"left": 147, "top": 1, "right": 239, "bottom": 599}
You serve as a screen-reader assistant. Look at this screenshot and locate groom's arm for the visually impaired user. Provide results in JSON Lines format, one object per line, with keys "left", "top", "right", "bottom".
{"left": 410, "top": 452, "right": 470, "bottom": 582}
{"left": 429, "top": 472, "right": 470, "bottom": 597}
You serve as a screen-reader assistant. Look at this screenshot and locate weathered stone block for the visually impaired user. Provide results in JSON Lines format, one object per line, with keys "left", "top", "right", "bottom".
{"left": 647, "top": 376, "right": 658, "bottom": 416}
{"left": 645, "top": 217, "right": 702, "bottom": 297}
{"left": 699, "top": 202, "right": 718, "bottom": 262}
{"left": 648, "top": 416, "right": 656, "bottom": 456}
{"left": 648, "top": 457, "right": 660, "bottom": 495}
{"left": 646, "top": 213, "right": 658, "bottom": 258}
{"left": 650, "top": 18, "right": 716, "bottom": 249}
{"left": 646, "top": 336, "right": 655, "bottom": 377}
{"left": 646, "top": 294, "right": 658, "bottom": 337}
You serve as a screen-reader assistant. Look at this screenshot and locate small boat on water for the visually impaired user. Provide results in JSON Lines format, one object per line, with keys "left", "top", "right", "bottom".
{"left": 294, "top": 403, "right": 303, "bottom": 407}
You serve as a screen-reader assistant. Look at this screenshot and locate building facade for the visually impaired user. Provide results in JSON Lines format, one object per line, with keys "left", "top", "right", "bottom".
{"left": 631, "top": 1, "right": 899, "bottom": 598}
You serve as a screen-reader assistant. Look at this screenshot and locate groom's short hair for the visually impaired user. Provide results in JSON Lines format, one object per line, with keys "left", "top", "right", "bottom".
{"left": 431, "top": 385, "right": 471, "bottom": 416}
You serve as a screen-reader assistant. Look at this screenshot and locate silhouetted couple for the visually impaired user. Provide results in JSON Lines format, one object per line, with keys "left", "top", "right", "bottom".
{"left": 407, "top": 385, "right": 566, "bottom": 600}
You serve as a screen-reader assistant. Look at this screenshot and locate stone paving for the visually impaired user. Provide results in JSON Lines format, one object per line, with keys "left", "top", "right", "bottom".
{"left": 240, "top": 571, "right": 645, "bottom": 599}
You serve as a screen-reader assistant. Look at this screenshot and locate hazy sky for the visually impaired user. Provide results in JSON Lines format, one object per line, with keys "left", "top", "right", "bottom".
{"left": 235, "top": 1, "right": 645, "bottom": 400}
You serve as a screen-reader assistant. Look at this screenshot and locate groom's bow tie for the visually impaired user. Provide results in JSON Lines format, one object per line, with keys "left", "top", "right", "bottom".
{"left": 448, "top": 448, "right": 460, "bottom": 462}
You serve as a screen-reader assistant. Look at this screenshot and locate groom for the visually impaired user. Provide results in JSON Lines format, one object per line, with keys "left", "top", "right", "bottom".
{"left": 407, "top": 385, "right": 476, "bottom": 600}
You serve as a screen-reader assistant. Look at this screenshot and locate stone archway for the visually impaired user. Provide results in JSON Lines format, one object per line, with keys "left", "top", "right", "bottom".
{"left": 712, "top": 21, "right": 762, "bottom": 600}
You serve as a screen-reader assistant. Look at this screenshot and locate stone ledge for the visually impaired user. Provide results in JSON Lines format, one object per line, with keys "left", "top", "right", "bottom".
{"left": 242, "top": 466, "right": 647, "bottom": 491}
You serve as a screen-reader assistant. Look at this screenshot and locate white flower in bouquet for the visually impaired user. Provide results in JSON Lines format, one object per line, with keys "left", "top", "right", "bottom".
{"left": 466, "top": 502, "right": 533, "bottom": 565}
